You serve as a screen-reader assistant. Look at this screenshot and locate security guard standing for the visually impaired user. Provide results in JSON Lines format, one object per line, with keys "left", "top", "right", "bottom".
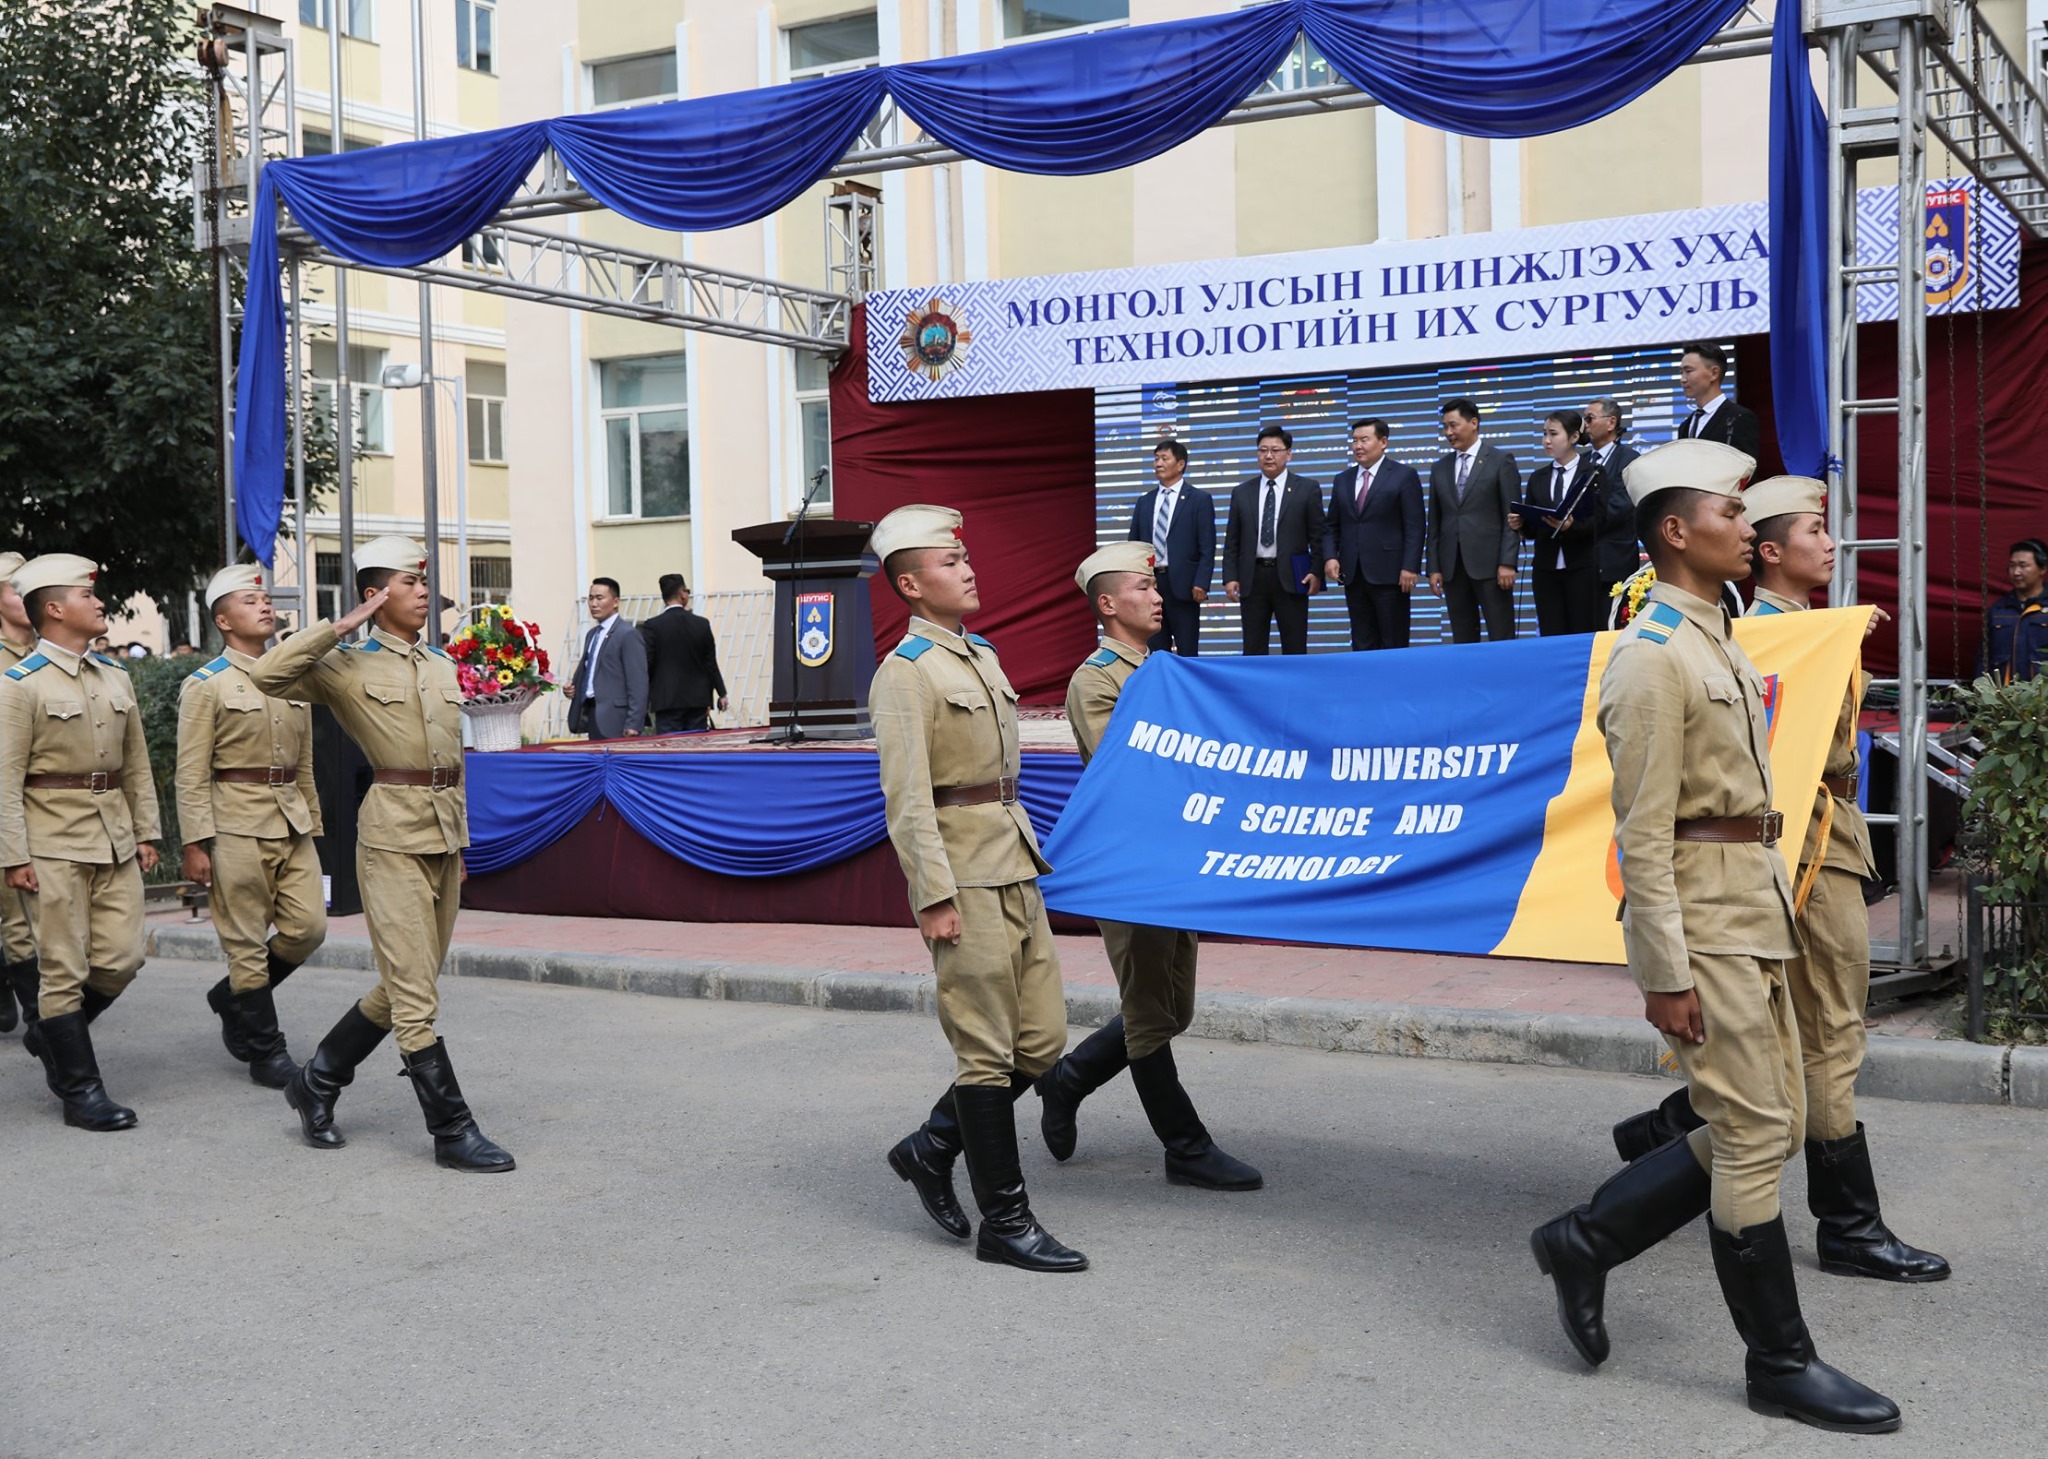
{"left": 873, "top": 505, "right": 1085, "bottom": 1273}
{"left": 1609, "top": 476, "right": 1947, "bottom": 1283}
{"left": 1528, "top": 442, "right": 1899, "bottom": 1432}
{"left": 178, "top": 563, "right": 328, "bottom": 1089}
{"left": 0, "top": 554, "right": 161, "bottom": 1130}
{"left": 1037, "top": 542, "right": 1262, "bottom": 1191}
{"left": 248, "top": 536, "right": 512, "bottom": 1173}
{"left": 0, "top": 551, "right": 38, "bottom": 1037}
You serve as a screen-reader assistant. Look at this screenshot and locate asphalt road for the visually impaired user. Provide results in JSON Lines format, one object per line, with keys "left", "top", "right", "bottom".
{"left": 4, "top": 959, "right": 2043, "bottom": 1459}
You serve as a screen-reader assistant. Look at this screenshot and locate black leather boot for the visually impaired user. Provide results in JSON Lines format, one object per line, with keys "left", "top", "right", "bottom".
{"left": 0, "top": 962, "right": 15, "bottom": 1034}
{"left": 1807, "top": 1125, "right": 1950, "bottom": 1283}
{"left": 1128, "top": 1042, "right": 1262, "bottom": 1190}
{"left": 35, "top": 1010, "right": 138, "bottom": 1131}
{"left": 1035, "top": 1016, "right": 1130, "bottom": 1161}
{"left": 1530, "top": 1135, "right": 1711, "bottom": 1365}
{"left": 208, "top": 950, "right": 300, "bottom": 1066}
{"left": 1612, "top": 1084, "right": 1707, "bottom": 1163}
{"left": 1708, "top": 1216, "right": 1902, "bottom": 1432}
{"left": 955, "top": 1084, "right": 1087, "bottom": 1272}
{"left": 888, "top": 1085, "right": 972, "bottom": 1239}
{"left": 27, "top": 983, "right": 115, "bottom": 1062}
{"left": 221, "top": 984, "right": 296, "bottom": 1090}
{"left": 3, "top": 957, "right": 36, "bottom": 1042}
{"left": 284, "top": 1005, "right": 388, "bottom": 1149}
{"left": 401, "top": 1040, "right": 516, "bottom": 1172}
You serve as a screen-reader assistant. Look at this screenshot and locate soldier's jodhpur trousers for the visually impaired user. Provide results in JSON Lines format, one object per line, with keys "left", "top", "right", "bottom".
{"left": 355, "top": 845, "right": 460, "bottom": 1054}
{"left": 930, "top": 880, "right": 1066, "bottom": 1088}
{"left": 26, "top": 856, "right": 145, "bottom": 1016}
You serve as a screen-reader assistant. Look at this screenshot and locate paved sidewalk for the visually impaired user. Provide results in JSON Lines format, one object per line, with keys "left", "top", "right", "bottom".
{"left": 149, "top": 905, "right": 2035, "bottom": 1108}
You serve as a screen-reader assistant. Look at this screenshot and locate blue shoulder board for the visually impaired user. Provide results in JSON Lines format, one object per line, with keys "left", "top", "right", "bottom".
{"left": 4, "top": 653, "right": 48, "bottom": 681}
{"left": 427, "top": 644, "right": 451, "bottom": 660}
{"left": 356, "top": 637, "right": 383, "bottom": 652}
{"left": 1636, "top": 602, "right": 1685, "bottom": 643}
{"left": 190, "top": 653, "right": 232, "bottom": 681}
{"left": 967, "top": 633, "right": 995, "bottom": 651}
{"left": 892, "top": 636, "right": 936, "bottom": 662}
{"left": 1085, "top": 648, "right": 1118, "bottom": 668}
{"left": 1749, "top": 599, "right": 1785, "bottom": 617}
{"left": 90, "top": 652, "right": 121, "bottom": 669}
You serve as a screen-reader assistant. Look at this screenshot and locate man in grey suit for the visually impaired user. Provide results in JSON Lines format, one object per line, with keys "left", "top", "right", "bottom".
{"left": 1585, "top": 397, "right": 1643, "bottom": 600}
{"left": 566, "top": 577, "right": 648, "bottom": 739}
{"left": 1427, "top": 397, "right": 1520, "bottom": 643}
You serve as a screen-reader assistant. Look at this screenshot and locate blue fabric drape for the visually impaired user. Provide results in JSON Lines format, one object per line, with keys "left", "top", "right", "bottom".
{"left": 232, "top": 0, "right": 1777, "bottom": 566}
{"left": 461, "top": 750, "right": 1084, "bottom": 878}
{"left": 1768, "top": 0, "right": 1831, "bottom": 477}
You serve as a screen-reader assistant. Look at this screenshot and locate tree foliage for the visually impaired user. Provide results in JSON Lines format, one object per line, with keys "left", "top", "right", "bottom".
{"left": 0, "top": 0, "right": 220, "bottom": 605}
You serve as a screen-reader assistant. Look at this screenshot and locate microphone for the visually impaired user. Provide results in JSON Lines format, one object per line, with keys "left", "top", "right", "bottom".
{"left": 783, "top": 467, "right": 830, "bottom": 547}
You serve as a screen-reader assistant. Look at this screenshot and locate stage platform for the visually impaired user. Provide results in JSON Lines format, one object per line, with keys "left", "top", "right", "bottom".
{"left": 460, "top": 711, "right": 1086, "bottom": 929}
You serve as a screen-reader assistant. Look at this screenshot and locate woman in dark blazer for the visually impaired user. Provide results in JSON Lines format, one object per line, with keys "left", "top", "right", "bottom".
{"left": 1509, "top": 409, "right": 1607, "bottom": 636}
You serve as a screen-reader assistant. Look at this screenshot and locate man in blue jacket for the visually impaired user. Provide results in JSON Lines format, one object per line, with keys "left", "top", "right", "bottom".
{"left": 1981, "top": 537, "right": 2048, "bottom": 683}
{"left": 1127, "top": 440, "right": 1215, "bottom": 656}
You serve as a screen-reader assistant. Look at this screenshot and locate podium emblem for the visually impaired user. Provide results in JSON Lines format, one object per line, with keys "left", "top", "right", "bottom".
{"left": 796, "top": 591, "right": 834, "bottom": 667}
{"left": 899, "top": 297, "right": 974, "bottom": 382}
{"left": 1925, "top": 187, "right": 1972, "bottom": 307}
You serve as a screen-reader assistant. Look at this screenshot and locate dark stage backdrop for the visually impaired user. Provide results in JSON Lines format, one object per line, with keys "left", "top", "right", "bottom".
{"left": 829, "top": 302, "right": 1097, "bottom": 704}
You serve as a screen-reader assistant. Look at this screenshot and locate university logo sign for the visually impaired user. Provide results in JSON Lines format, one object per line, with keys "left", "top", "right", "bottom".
{"left": 898, "top": 297, "right": 974, "bottom": 382}
{"left": 796, "top": 591, "right": 834, "bottom": 668}
{"left": 1924, "top": 186, "right": 1972, "bottom": 307}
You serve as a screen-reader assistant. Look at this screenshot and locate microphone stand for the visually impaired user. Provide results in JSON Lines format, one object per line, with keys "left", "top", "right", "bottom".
{"left": 770, "top": 466, "right": 830, "bottom": 746}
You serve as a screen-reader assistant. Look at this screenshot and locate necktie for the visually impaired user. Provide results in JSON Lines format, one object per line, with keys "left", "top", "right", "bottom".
{"left": 1153, "top": 489, "right": 1172, "bottom": 563}
{"left": 580, "top": 623, "right": 602, "bottom": 697}
{"left": 1554, "top": 464, "right": 1567, "bottom": 505}
{"left": 1455, "top": 452, "right": 1471, "bottom": 502}
{"left": 1356, "top": 466, "right": 1372, "bottom": 510}
{"left": 1259, "top": 479, "right": 1277, "bottom": 550}
{"left": 1685, "top": 407, "right": 1705, "bottom": 438}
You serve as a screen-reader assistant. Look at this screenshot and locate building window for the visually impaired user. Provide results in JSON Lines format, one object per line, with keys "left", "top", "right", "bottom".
{"left": 795, "top": 351, "right": 833, "bottom": 513}
{"left": 300, "top": 0, "right": 375, "bottom": 41}
{"left": 787, "top": 11, "right": 880, "bottom": 78}
{"left": 470, "top": 555, "right": 512, "bottom": 605}
{"left": 1001, "top": 0, "right": 1127, "bottom": 39}
{"left": 315, "top": 552, "right": 344, "bottom": 622}
{"left": 455, "top": 0, "right": 496, "bottom": 74}
{"left": 592, "top": 52, "right": 679, "bottom": 108}
{"left": 302, "top": 129, "right": 377, "bottom": 156}
{"left": 466, "top": 362, "right": 507, "bottom": 464}
{"left": 460, "top": 232, "right": 504, "bottom": 270}
{"left": 309, "top": 341, "right": 391, "bottom": 455}
{"left": 599, "top": 356, "right": 689, "bottom": 519}
{"left": 1260, "top": 34, "right": 1331, "bottom": 94}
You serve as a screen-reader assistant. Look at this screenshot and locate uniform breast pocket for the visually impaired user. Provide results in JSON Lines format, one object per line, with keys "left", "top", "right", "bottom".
{"left": 944, "top": 690, "right": 990, "bottom": 715}
{"left": 1701, "top": 674, "right": 1740, "bottom": 705}
{"left": 224, "top": 697, "right": 263, "bottom": 714}
{"left": 440, "top": 689, "right": 465, "bottom": 708}
{"left": 43, "top": 699, "right": 84, "bottom": 722}
{"left": 363, "top": 681, "right": 410, "bottom": 707}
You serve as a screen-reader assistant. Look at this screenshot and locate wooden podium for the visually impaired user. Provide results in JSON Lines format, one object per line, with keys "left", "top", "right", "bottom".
{"left": 731, "top": 518, "right": 878, "bottom": 739}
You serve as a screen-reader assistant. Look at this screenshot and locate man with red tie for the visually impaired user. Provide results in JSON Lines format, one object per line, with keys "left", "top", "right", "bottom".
{"left": 1325, "top": 419, "right": 1425, "bottom": 651}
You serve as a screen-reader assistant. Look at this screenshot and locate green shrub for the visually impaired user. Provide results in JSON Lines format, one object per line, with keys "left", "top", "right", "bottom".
{"left": 1960, "top": 672, "right": 2048, "bottom": 1021}
{"left": 125, "top": 652, "right": 206, "bottom": 880}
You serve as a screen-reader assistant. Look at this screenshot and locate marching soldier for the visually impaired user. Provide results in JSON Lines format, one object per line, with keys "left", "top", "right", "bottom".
{"left": 1608, "top": 476, "right": 1947, "bottom": 1283}
{"left": 1529, "top": 441, "right": 1899, "bottom": 1432}
{"left": 247, "top": 536, "right": 513, "bottom": 1173}
{"left": 1036, "top": 542, "right": 1262, "bottom": 1191}
{"left": 178, "top": 564, "right": 328, "bottom": 1089}
{"left": 874, "top": 505, "right": 1085, "bottom": 1273}
{"left": 0, "top": 552, "right": 38, "bottom": 1037}
{"left": 0, "top": 554, "right": 161, "bottom": 1130}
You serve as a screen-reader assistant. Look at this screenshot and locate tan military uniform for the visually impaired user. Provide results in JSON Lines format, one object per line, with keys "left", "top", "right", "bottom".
{"left": 249, "top": 621, "right": 465, "bottom": 1054}
{"left": 1066, "top": 637, "right": 1198, "bottom": 1059}
{"left": 1602, "top": 582, "right": 1803, "bottom": 1233}
{"left": 1748, "top": 585, "right": 1877, "bottom": 1143}
{"left": 177, "top": 650, "right": 328, "bottom": 994}
{"left": 0, "top": 632, "right": 36, "bottom": 968}
{"left": 0, "top": 642, "right": 159, "bottom": 1015}
{"left": 872, "top": 618, "right": 1065, "bottom": 1086}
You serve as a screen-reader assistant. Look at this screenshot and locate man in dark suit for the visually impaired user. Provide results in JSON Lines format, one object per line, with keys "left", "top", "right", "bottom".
{"left": 1676, "top": 341, "right": 1762, "bottom": 458}
{"left": 1326, "top": 418, "right": 1424, "bottom": 650}
{"left": 566, "top": 576, "right": 648, "bottom": 739}
{"left": 1126, "top": 439, "right": 1215, "bottom": 656}
{"left": 1426, "top": 398, "right": 1520, "bottom": 643}
{"left": 640, "top": 573, "right": 728, "bottom": 733}
{"left": 1586, "top": 396, "right": 1643, "bottom": 597}
{"left": 1222, "top": 425, "right": 1328, "bottom": 655}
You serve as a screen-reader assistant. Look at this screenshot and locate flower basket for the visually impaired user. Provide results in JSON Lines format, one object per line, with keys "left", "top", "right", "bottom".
{"left": 461, "top": 685, "right": 541, "bottom": 753}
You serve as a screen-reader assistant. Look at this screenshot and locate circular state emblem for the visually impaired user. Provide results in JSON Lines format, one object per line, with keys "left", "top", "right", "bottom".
{"left": 899, "top": 297, "right": 974, "bottom": 383}
{"left": 1925, "top": 240, "right": 1959, "bottom": 291}
{"left": 799, "top": 626, "right": 829, "bottom": 661}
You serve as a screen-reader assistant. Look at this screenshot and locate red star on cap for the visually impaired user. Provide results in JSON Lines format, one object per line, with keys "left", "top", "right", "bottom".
{"left": 88, "top": 570, "right": 98, "bottom": 581}
{"left": 1146, "top": 552, "right": 1156, "bottom": 567}
{"left": 254, "top": 573, "right": 263, "bottom": 586}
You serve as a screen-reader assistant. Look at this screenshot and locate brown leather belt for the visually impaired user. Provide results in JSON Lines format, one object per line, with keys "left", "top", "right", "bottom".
{"left": 1674, "top": 811, "right": 1784, "bottom": 845}
{"left": 933, "top": 775, "right": 1018, "bottom": 808}
{"left": 215, "top": 767, "right": 294, "bottom": 786}
{"left": 22, "top": 772, "right": 117, "bottom": 793}
{"left": 373, "top": 767, "right": 463, "bottom": 790}
{"left": 1821, "top": 774, "right": 1858, "bottom": 800}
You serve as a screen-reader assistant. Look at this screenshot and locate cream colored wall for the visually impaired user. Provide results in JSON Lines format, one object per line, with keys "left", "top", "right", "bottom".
{"left": 1523, "top": 69, "right": 1704, "bottom": 227}
{"left": 1235, "top": 111, "right": 1378, "bottom": 254}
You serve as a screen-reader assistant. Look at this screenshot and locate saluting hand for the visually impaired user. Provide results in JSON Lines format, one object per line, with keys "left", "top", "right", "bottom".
{"left": 918, "top": 900, "right": 962, "bottom": 945}
{"left": 334, "top": 585, "right": 392, "bottom": 636}
{"left": 1644, "top": 988, "right": 1705, "bottom": 1045}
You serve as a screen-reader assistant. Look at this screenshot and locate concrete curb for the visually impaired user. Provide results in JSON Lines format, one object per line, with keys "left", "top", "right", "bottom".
{"left": 146, "top": 922, "right": 2034, "bottom": 1108}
